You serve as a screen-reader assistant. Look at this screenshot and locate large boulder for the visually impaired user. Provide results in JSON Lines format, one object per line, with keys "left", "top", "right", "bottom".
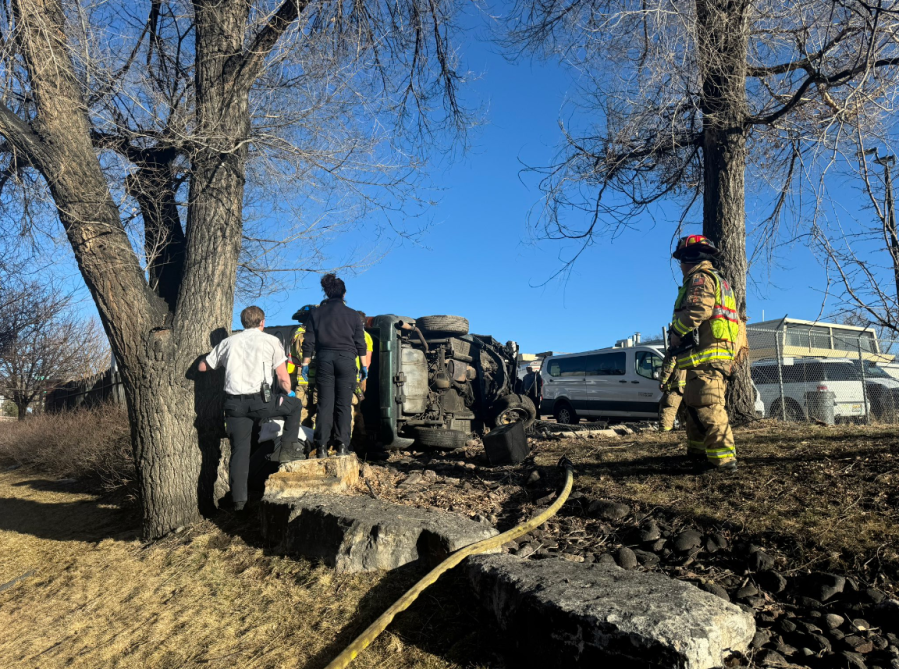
{"left": 261, "top": 493, "right": 498, "bottom": 573}
{"left": 468, "top": 554, "right": 755, "bottom": 669}
{"left": 263, "top": 454, "right": 359, "bottom": 500}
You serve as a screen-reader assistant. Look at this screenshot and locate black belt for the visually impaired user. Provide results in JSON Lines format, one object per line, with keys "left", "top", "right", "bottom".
{"left": 225, "top": 392, "right": 259, "bottom": 400}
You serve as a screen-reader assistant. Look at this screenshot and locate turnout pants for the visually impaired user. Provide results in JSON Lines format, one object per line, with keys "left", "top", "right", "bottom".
{"left": 314, "top": 349, "right": 357, "bottom": 448}
{"left": 659, "top": 389, "right": 684, "bottom": 432}
{"left": 683, "top": 368, "right": 737, "bottom": 466}
{"left": 224, "top": 393, "right": 303, "bottom": 503}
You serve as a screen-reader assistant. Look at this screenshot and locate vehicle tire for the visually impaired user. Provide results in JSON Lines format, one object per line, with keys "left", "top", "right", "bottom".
{"left": 492, "top": 394, "right": 537, "bottom": 429}
{"left": 771, "top": 399, "right": 805, "bottom": 422}
{"left": 416, "top": 315, "right": 469, "bottom": 336}
{"left": 412, "top": 427, "right": 468, "bottom": 450}
{"left": 553, "top": 401, "right": 579, "bottom": 425}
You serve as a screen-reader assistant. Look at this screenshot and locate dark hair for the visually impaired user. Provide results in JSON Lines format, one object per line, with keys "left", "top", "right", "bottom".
{"left": 357, "top": 310, "right": 366, "bottom": 325}
{"left": 321, "top": 273, "right": 346, "bottom": 299}
{"left": 240, "top": 305, "right": 265, "bottom": 328}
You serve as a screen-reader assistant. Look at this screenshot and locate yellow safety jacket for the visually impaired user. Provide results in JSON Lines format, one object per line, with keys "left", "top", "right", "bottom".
{"left": 288, "top": 326, "right": 309, "bottom": 386}
{"left": 670, "top": 261, "right": 739, "bottom": 371}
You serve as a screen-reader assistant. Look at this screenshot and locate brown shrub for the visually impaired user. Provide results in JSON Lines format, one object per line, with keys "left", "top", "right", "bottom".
{"left": 0, "top": 403, "right": 134, "bottom": 489}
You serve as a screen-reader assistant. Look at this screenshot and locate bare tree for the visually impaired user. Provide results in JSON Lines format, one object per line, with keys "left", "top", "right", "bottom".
{"left": 816, "top": 149, "right": 899, "bottom": 338}
{"left": 0, "top": 0, "right": 469, "bottom": 538}
{"left": 506, "top": 0, "right": 899, "bottom": 419}
{"left": 0, "top": 283, "right": 109, "bottom": 419}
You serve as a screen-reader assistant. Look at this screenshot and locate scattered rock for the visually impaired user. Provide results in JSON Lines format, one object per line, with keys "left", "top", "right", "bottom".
{"left": 597, "top": 553, "right": 617, "bottom": 568}
{"left": 525, "top": 470, "right": 541, "bottom": 485}
{"left": 699, "top": 582, "right": 730, "bottom": 601}
{"left": 751, "top": 629, "right": 772, "bottom": 649}
{"left": 758, "top": 570, "right": 789, "bottom": 594}
{"left": 748, "top": 550, "right": 775, "bottom": 572}
{"left": 640, "top": 521, "right": 661, "bottom": 543}
{"left": 804, "top": 573, "right": 845, "bottom": 602}
{"left": 778, "top": 618, "right": 798, "bottom": 634}
{"left": 837, "top": 651, "right": 868, "bottom": 669}
{"left": 865, "top": 588, "right": 887, "bottom": 605}
{"left": 843, "top": 635, "right": 875, "bottom": 654}
{"left": 807, "top": 633, "right": 832, "bottom": 654}
{"left": 825, "top": 613, "right": 845, "bottom": 630}
{"left": 674, "top": 529, "right": 703, "bottom": 553}
{"left": 851, "top": 618, "right": 871, "bottom": 632}
{"left": 633, "top": 549, "right": 660, "bottom": 568}
{"left": 754, "top": 649, "right": 789, "bottom": 666}
{"left": 736, "top": 585, "right": 759, "bottom": 600}
{"left": 650, "top": 538, "right": 667, "bottom": 552}
{"left": 516, "top": 543, "right": 537, "bottom": 559}
{"left": 616, "top": 547, "right": 639, "bottom": 570}
{"left": 587, "top": 499, "right": 631, "bottom": 521}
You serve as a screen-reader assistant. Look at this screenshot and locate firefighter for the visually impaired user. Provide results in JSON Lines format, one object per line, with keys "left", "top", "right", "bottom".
{"left": 658, "top": 352, "right": 685, "bottom": 432}
{"left": 288, "top": 304, "right": 317, "bottom": 437}
{"left": 669, "top": 234, "right": 740, "bottom": 471}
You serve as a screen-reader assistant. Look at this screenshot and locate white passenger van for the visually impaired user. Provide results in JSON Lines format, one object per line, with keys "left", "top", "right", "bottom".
{"left": 540, "top": 345, "right": 666, "bottom": 424}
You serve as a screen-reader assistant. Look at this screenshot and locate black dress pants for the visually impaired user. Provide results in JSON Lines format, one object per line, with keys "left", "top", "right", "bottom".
{"left": 314, "top": 349, "right": 357, "bottom": 447}
{"left": 224, "top": 393, "right": 302, "bottom": 503}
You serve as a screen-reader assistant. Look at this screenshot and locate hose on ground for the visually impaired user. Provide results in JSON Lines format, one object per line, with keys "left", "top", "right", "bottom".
{"left": 325, "top": 456, "right": 575, "bottom": 669}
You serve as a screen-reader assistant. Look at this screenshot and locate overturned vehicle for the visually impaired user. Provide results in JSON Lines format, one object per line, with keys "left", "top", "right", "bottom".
{"left": 269, "top": 314, "right": 536, "bottom": 450}
{"left": 364, "top": 314, "right": 536, "bottom": 450}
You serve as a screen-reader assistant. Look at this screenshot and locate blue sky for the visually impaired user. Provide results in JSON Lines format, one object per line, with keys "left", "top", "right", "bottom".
{"left": 253, "top": 13, "right": 840, "bottom": 355}
{"left": 53, "top": 7, "right": 864, "bottom": 357}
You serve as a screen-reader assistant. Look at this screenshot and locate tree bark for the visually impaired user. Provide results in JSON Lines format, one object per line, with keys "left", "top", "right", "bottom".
{"left": 695, "top": 0, "right": 756, "bottom": 422}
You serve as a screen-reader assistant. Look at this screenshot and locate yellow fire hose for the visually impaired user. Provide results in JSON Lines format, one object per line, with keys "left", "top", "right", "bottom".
{"left": 325, "top": 456, "right": 575, "bottom": 669}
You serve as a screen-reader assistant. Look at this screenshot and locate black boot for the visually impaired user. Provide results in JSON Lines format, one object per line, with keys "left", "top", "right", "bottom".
{"left": 279, "top": 441, "right": 306, "bottom": 463}
{"left": 315, "top": 443, "right": 330, "bottom": 459}
{"left": 334, "top": 441, "right": 350, "bottom": 457}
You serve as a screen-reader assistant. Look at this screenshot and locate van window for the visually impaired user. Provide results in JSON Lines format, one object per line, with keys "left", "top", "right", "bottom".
{"left": 586, "top": 352, "right": 626, "bottom": 376}
{"left": 825, "top": 363, "right": 860, "bottom": 381}
{"left": 547, "top": 357, "right": 586, "bottom": 378}
{"left": 635, "top": 351, "right": 663, "bottom": 379}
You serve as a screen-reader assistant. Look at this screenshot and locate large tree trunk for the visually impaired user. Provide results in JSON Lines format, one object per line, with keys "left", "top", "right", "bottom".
{"left": 0, "top": 0, "right": 303, "bottom": 538}
{"left": 0, "top": 0, "right": 249, "bottom": 538}
{"left": 696, "top": 0, "right": 756, "bottom": 423}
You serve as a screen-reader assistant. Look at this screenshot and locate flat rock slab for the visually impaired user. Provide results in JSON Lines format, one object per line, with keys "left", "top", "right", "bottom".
{"left": 264, "top": 454, "right": 359, "bottom": 500}
{"left": 468, "top": 554, "right": 755, "bottom": 669}
{"left": 262, "top": 494, "right": 498, "bottom": 573}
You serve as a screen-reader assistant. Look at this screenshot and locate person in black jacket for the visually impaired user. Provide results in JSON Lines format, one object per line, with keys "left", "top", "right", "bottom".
{"left": 300, "top": 274, "right": 367, "bottom": 457}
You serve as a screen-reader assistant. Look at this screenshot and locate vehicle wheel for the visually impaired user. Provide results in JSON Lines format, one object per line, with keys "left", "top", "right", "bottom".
{"left": 412, "top": 427, "right": 468, "bottom": 450}
{"left": 492, "top": 394, "right": 537, "bottom": 429}
{"left": 553, "top": 401, "right": 578, "bottom": 425}
{"left": 772, "top": 399, "right": 805, "bottom": 422}
{"left": 416, "top": 315, "right": 469, "bottom": 336}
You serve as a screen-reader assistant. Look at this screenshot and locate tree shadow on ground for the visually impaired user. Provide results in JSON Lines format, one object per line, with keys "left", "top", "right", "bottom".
{"left": 210, "top": 498, "right": 510, "bottom": 669}
{"left": 0, "top": 480, "right": 137, "bottom": 543}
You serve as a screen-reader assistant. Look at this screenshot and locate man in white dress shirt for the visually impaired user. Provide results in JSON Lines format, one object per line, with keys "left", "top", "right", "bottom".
{"left": 199, "top": 306, "right": 303, "bottom": 510}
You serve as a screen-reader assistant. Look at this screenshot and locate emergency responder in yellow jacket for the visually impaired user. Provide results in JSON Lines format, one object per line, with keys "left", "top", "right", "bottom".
{"left": 288, "top": 304, "right": 317, "bottom": 432}
{"left": 658, "top": 353, "right": 685, "bottom": 432}
{"left": 669, "top": 234, "right": 740, "bottom": 471}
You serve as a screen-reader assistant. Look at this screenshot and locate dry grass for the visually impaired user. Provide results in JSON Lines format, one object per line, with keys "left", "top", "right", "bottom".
{"left": 0, "top": 468, "right": 501, "bottom": 669}
{"left": 531, "top": 421, "right": 899, "bottom": 587}
{"left": 0, "top": 404, "right": 134, "bottom": 489}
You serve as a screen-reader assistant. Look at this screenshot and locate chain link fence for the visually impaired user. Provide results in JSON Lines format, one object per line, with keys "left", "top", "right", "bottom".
{"left": 746, "top": 323, "right": 899, "bottom": 424}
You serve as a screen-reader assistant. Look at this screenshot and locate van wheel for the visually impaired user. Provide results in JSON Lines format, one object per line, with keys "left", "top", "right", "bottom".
{"left": 412, "top": 427, "right": 468, "bottom": 450}
{"left": 416, "top": 315, "right": 469, "bottom": 336}
{"left": 492, "top": 394, "right": 537, "bottom": 429}
{"left": 554, "top": 401, "right": 578, "bottom": 425}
